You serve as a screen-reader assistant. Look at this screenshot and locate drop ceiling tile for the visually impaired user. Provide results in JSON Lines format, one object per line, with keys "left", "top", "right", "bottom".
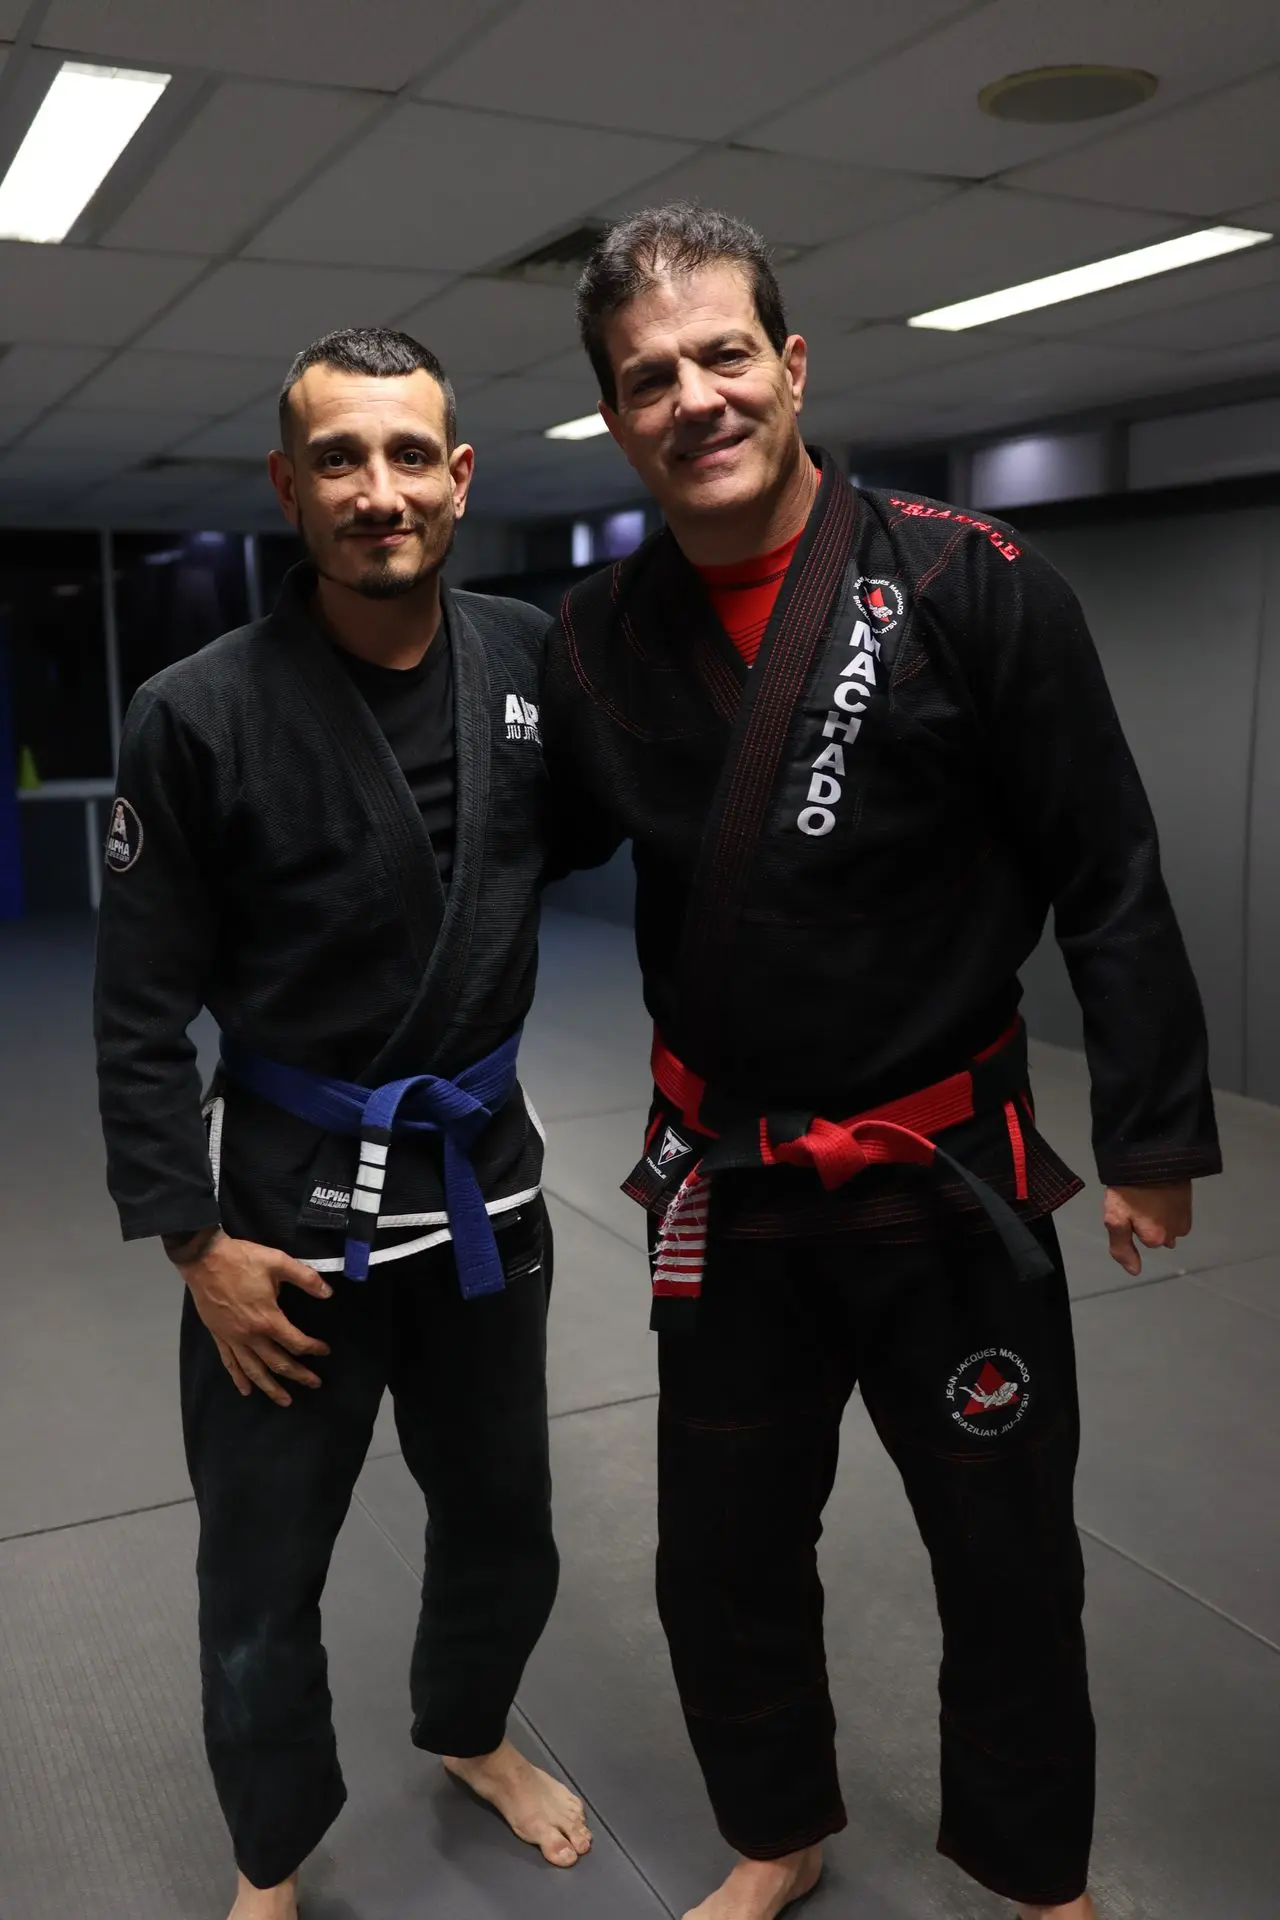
{"left": 421, "top": 0, "right": 964, "bottom": 141}
{"left": 0, "top": 244, "right": 207, "bottom": 347}
{"left": 183, "top": 472, "right": 283, "bottom": 529}
{"left": 777, "top": 187, "right": 1177, "bottom": 323}
{"left": 136, "top": 260, "right": 450, "bottom": 357}
{"left": 752, "top": 0, "right": 1280, "bottom": 180}
{"left": 394, "top": 279, "right": 578, "bottom": 379}
{"left": 0, "top": 6, "right": 27, "bottom": 33}
{"left": 0, "top": 345, "right": 107, "bottom": 407}
{"left": 167, "top": 400, "right": 281, "bottom": 463}
{"left": 459, "top": 374, "right": 603, "bottom": 442}
{"left": 986, "top": 238, "right": 1280, "bottom": 339}
{"left": 1178, "top": 337, "right": 1280, "bottom": 384}
{"left": 77, "top": 467, "right": 236, "bottom": 524}
{"left": 37, "top": 0, "right": 482, "bottom": 90}
{"left": 801, "top": 320, "right": 1006, "bottom": 397}
{"left": 247, "top": 103, "right": 690, "bottom": 273}
{"left": 104, "top": 80, "right": 384, "bottom": 255}
{"left": 73, "top": 350, "right": 282, "bottom": 415}
{"left": 861, "top": 340, "right": 1193, "bottom": 438}
{"left": 595, "top": 146, "right": 961, "bottom": 251}
{"left": 0, "top": 447, "right": 132, "bottom": 487}
{"left": 21, "top": 409, "right": 213, "bottom": 457}
{"left": 1085, "top": 281, "right": 1280, "bottom": 356}
{"left": 1007, "top": 69, "right": 1280, "bottom": 217}
{"left": 0, "top": 406, "right": 43, "bottom": 446}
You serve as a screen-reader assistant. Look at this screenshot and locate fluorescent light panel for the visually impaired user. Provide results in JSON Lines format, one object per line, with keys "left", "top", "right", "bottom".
{"left": 544, "top": 412, "right": 610, "bottom": 440}
{"left": 0, "top": 61, "right": 171, "bottom": 243}
{"left": 909, "top": 226, "right": 1273, "bottom": 331}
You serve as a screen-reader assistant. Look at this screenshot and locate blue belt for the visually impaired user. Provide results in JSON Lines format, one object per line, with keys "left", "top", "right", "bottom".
{"left": 218, "top": 1029, "right": 523, "bottom": 1294}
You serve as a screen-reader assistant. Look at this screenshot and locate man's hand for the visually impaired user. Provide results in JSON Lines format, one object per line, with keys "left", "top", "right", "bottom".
{"left": 167, "top": 1228, "right": 333, "bottom": 1405}
{"left": 1103, "top": 1183, "right": 1193, "bottom": 1276}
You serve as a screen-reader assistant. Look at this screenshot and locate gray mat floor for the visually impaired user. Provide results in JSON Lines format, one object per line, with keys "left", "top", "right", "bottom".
{"left": 1, "top": 910, "right": 1278, "bottom": 1918}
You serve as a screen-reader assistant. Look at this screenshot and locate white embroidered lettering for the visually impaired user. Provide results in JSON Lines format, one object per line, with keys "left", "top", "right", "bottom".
{"left": 807, "top": 773, "right": 841, "bottom": 806}
{"left": 822, "top": 711, "right": 862, "bottom": 743}
{"left": 504, "top": 694, "right": 524, "bottom": 725}
{"left": 798, "top": 806, "right": 836, "bottom": 837}
{"left": 840, "top": 651, "right": 877, "bottom": 683}
{"left": 811, "top": 743, "right": 845, "bottom": 775}
{"left": 833, "top": 682, "right": 868, "bottom": 714}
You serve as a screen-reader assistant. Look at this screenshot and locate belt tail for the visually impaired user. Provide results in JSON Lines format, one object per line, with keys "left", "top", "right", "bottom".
{"left": 933, "top": 1148, "right": 1055, "bottom": 1281}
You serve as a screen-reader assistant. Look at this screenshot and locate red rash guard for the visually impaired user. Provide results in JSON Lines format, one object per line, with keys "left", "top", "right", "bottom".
{"left": 694, "top": 529, "right": 804, "bottom": 667}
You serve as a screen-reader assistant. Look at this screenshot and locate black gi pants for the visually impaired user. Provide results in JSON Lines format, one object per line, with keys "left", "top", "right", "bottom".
{"left": 179, "top": 1200, "right": 558, "bottom": 1891}
{"left": 655, "top": 1213, "right": 1095, "bottom": 1908}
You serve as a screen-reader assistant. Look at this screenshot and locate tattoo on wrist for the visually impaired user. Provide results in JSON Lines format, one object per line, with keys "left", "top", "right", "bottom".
{"left": 163, "top": 1225, "right": 221, "bottom": 1265}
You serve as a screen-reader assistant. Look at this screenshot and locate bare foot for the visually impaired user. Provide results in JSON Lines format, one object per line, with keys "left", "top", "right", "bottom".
{"left": 1017, "top": 1899, "right": 1096, "bottom": 1920}
{"left": 444, "top": 1737, "right": 592, "bottom": 1866}
{"left": 227, "top": 1870, "right": 298, "bottom": 1920}
{"left": 682, "top": 1846, "right": 823, "bottom": 1919}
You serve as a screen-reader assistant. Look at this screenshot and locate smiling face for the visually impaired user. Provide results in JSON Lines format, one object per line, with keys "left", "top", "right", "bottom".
{"left": 598, "top": 261, "right": 808, "bottom": 536}
{"left": 268, "top": 364, "right": 473, "bottom": 600}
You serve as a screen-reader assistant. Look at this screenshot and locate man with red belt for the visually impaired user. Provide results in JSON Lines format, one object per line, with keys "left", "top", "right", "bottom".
{"left": 541, "top": 204, "right": 1221, "bottom": 1920}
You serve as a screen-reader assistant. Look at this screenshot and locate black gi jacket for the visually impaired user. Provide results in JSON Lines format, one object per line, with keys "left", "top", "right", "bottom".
{"left": 95, "top": 566, "right": 549, "bottom": 1263}
{"left": 543, "top": 450, "right": 1221, "bottom": 1237}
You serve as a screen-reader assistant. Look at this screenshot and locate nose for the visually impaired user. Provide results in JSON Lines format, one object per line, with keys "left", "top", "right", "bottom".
{"left": 355, "top": 454, "right": 404, "bottom": 519}
{"left": 674, "top": 360, "right": 726, "bottom": 421}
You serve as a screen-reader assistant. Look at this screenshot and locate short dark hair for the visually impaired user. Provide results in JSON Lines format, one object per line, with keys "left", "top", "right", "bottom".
{"left": 576, "top": 203, "right": 789, "bottom": 407}
{"left": 278, "top": 326, "right": 457, "bottom": 449}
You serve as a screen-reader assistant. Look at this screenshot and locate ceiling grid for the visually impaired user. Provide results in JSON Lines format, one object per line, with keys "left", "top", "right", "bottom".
{"left": 0, "top": 0, "right": 1274, "bottom": 525}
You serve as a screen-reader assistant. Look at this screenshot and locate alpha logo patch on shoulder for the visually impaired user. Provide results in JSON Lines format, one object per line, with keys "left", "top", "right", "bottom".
{"left": 504, "top": 692, "right": 541, "bottom": 744}
{"left": 945, "top": 1347, "right": 1031, "bottom": 1438}
{"left": 104, "top": 797, "right": 143, "bottom": 872}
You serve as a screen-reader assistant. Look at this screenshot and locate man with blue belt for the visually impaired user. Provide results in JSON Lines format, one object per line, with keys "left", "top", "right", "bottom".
{"left": 93, "top": 328, "right": 591, "bottom": 1920}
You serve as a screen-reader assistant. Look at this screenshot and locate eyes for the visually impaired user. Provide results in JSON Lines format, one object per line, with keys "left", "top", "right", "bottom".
{"left": 628, "top": 346, "right": 751, "bottom": 400}
{"left": 316, "top": 444, "right": 434, "bottom": 474}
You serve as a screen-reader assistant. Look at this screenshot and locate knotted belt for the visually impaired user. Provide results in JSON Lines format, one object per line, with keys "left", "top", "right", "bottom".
{"left": 621, "top": 1019, "right": 1054, "bottom": 1330}
{"left": 219, "top": 1028, "right": 522, "bottom": 1293}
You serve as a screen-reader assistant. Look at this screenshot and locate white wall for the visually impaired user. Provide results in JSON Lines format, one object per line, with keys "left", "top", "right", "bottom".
{"left": 1020, "top": 500, "right": 1280, "bottom": 1102}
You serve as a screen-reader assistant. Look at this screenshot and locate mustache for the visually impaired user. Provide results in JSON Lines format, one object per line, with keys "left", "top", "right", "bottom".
{"left": 335, "top": 512, "right": 427, "bottom": 537}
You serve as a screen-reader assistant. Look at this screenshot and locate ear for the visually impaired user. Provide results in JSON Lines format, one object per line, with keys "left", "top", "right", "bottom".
{"left": 783, "top": 334, "right": 808, "bottom": 411}
{"left": 267, "top": 448, "right": 300, "bottom": 529}
{"left": 450, "top": 441, "right": 476, "bottom": 519}
{"left": 599, "top": 399, "right": 631, "bottom": 460}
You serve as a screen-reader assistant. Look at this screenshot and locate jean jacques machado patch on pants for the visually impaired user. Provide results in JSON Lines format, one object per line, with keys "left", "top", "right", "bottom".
{"left": 945, "top": 1347, "right": 1031, "bottom": 1437}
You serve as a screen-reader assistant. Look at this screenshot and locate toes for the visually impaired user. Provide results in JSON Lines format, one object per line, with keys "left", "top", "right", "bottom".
{"left": 541, "top": 1830, "right": 581, "bottom": 1868}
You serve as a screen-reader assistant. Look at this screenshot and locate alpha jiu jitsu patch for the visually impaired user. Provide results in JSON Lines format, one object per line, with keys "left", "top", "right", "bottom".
{"left": 945, "top": 1347, "right": 1031, "bottom": 1438}
{"left": 104, "top": 797, "right": 143, "bottom": 872}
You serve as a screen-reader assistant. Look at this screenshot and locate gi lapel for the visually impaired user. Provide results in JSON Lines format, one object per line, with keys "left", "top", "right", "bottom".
{"left": 641, "top": 533, "right": 747, "bottom": 728}
{"left": 674, "top": 449, "right": 860, "bottom": 1049}
{"left": 272, "top": 565, "right": 446, "bottom": 979}
{"left": 363, "top": 583, "right": 491, "bottom": 1078}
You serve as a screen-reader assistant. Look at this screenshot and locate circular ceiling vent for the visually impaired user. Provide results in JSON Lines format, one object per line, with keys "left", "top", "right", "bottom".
{"left": 979, "top": 65, "right": 1158, "bottom": 124}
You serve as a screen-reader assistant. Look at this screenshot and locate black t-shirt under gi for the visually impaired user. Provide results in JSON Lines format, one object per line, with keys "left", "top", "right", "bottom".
{"left": 334, "top": 629, "right": 456, "bottom": 887}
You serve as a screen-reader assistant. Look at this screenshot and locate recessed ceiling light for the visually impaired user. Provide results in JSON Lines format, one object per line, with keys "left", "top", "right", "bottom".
{"left": 909, "top": 227, "right": 1273, "bottom": 331}
{"left": 0, "top": 61, "right": 171, "bottom": 243}
{"left": 979, "top": 65, "right": 1158, "bottom": 124}
{"left": 544, "top": 413, "right": 610, "bottom": 441}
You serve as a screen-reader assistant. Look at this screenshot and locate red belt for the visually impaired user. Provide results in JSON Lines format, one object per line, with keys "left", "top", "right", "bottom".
{"left": 650, "top": 1018, "right": 1028, "bottom": 1200}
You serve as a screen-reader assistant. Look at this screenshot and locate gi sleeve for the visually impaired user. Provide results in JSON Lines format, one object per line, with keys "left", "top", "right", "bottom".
{"left": 946, "top": 538, "right": 1221, "bottom": 1188}
{"left": 539, "top": 611, "right": 629, "bottom": 882}
{"left": 93, "top": 688, "right": 224, "bottom": 1240}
